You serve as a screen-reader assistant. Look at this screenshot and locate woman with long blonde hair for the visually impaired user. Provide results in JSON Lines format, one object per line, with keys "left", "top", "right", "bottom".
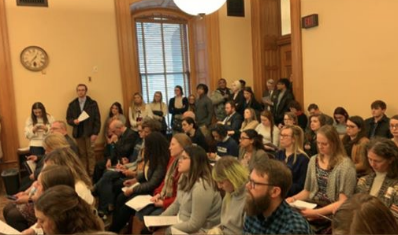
{"left": 129, "top": 92, "right": 153, "bottom": 132}
{"left": 275, "top": 125, "right": 309, "bottom": 196}
{"left": 44, "top": 147, "right": 94, "bottom": 205}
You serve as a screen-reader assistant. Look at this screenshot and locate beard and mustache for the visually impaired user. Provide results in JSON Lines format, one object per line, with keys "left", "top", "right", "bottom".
{"left": 245, "top": 189, "right": 272, "bottom": 216}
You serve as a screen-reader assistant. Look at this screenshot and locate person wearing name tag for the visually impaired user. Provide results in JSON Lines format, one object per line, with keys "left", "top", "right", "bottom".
{"left": 208, "top": 124, "right": 239, "bottom": 161}
{"left": 355, "top": 137, "right": 398, "bottom": 223}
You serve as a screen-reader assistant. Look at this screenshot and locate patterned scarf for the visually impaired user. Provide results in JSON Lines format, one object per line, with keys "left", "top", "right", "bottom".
{"left": 160, "top": 156, "right": 180, "bottom": 199}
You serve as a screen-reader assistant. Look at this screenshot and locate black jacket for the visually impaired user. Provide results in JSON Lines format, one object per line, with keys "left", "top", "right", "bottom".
{"left": 105, "top": 128, "right": 139, "bottom": 164}
{"left": 66, "top": 96, "right": 101, "bottom": 138}
{"left": 272, "top": 90, "right": 294, "bottom": 125}
{"left": 365, "top": 115, "right": 392, "bottom": 139}
{"left": 224, "top": 112, "right": 243, "bottom": 142}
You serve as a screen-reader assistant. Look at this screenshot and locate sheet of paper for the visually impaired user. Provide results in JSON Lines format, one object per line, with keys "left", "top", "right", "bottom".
{"left": 125, "top": 194, "right": 153, "bottom": 211}
{"left": 289, "top": 200, "right": 317, "bottom": 209}
{"left": 107, "top": 167, "right": 123, "bottom": 172}
{"left": 24, "top": 160, "right": 37, "bottom": 174}
{"left": 77, "top": 111, "right": 90, "bottom": 122}
{"left": 0, "top": 220, "right": 21, "bottom": 234}
{"left": 144, "top": 216, "right": 179, "bottom": 227}
{"left": 171, "top": 227, "right": 188, "bottom": 235}
{"left": 121, "top": 182, "right": 140, "bottom": 193}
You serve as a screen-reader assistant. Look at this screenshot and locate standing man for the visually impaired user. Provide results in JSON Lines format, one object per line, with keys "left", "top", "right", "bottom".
{"left": 211, "top": 78, "right": 232, "bottom": 121}
{"left": 195, "top": 83, "right": 213, "bottom": 137}
{"left": 66, "top": 84, "right": 101, "bottom": 176}
{"left": 262, "top": 79, "right": 276, "bottom": 111}
{"left": 271, "top": 78, "right": 295, "bottom": 125}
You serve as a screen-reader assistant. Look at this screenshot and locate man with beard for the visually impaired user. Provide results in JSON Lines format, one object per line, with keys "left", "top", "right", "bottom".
{"left": 243, "top": 158, "right": 312, "bottom": 234}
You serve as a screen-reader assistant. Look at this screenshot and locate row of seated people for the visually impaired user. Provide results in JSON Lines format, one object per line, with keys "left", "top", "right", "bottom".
{"left": 3, "top": 114, "right": 398, "bottom": 234}
{"left": 92, "top": 114, "right": 398, "bottom": 234}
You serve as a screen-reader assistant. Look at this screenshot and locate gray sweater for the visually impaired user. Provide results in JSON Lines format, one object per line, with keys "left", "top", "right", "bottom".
{"left": 305, "top": 156, "right": 356, "bottom": 202}
{"left": 162, "top": 178, "right": 222, "bottom": 234}
{"left": 216, "top": 185, "right": 246, "bottom": 235}
{"left": 195, "top": 95, "right": 213, "bottom": 127}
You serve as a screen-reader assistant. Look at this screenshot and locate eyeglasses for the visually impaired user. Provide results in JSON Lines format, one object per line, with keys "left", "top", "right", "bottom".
{"left": 247, "top": 177, "right": 274, "bottom": 189}
{"left": 390, "top": 124, "right": 398, "bottom": 130}
{"left": 280, "top": 134, "right": 292, "bottom": 139}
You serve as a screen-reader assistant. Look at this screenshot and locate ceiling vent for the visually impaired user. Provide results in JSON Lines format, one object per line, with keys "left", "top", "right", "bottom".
{"left": 17, "top": 0, "right": 48, "bottom": 7}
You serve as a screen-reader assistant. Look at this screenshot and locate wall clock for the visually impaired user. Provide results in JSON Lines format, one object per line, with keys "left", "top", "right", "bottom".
{"left": 20, "top": 46, "right": 49, "bottom": 71}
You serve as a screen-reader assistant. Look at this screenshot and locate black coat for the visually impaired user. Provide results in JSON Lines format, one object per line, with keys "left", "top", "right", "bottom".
{"left": 272, "top": 90, "right": 294, "bottom": 125}
{"left": 66, "top": 96, "right": 101, "bottom": 138}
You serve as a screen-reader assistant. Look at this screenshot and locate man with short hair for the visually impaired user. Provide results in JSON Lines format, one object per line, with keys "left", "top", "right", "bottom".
{"left": 365, "top": 100, "right": 392, "bottom": 138}
{"left": 262, "top": 79, "right": 277, "bottom": 111}
{"left": 220, "top": 100, "right": 243, "bottom": 142}
{"left": 50, "top": 120, "right": 78, "bottom": 154}
{"left": 66, "top": 84, "right": 101, "bottom": 176}
{"left": 209, "top": 124, "right": 239, "bottom": 160}
{"left": 307, "top": 103, "right": 334, "bottom": 126}
{"left": 211, "top": 78, "right": 232, "bottom": 121}
{"left": 272, "top": 78, "right": 295, "bottom": 125}
{"left": 243, "top": 158, "right": 313, "bottom": 234}
{"left": 195, "top": 83, "right": 213, "bottom": 137}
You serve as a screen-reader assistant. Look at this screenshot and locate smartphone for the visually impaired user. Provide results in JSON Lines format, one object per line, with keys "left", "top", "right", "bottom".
{"left": 6, "top": 195, "right": 17, "bottom": 201}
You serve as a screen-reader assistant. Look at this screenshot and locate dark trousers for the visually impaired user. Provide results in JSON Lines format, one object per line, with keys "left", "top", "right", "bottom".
{"left": 95, "top": 170, "right": 124, "bottom": 212}
{"left": 109, "top": 192, "right": 137, "bottom": 232}
{"left": 92, "top": 159, "right": 108, "bottom": 184}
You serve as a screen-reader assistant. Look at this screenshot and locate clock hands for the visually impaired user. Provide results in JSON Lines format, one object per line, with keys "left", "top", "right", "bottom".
{"left": 30, "top": 53, "right": 38, "bottom": 63}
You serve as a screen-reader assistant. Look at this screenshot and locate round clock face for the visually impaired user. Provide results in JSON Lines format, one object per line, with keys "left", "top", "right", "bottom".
{"left": 20, "top": 46, "right": 49, "bottom": 71}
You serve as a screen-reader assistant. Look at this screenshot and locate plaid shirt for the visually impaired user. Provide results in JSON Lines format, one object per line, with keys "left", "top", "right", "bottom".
{"left": 243, "top": 201, "right": 313, "bottom": 234}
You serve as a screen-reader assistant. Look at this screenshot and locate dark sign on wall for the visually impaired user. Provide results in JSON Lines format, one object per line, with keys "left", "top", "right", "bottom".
{"left": 227, "top": 0, "right": 245, "bottom": 17}
{"left": 302, "top": 14, "right": 319, "bottom": 29}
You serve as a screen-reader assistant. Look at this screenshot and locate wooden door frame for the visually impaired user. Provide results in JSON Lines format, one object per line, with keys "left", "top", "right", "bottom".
{"left": 114, "top": 0, "right": 221, "bottom": 113}
{"left": 0, "top": 0, "right": 20, "bottom": 169}
{"left": 251, "top": 0, "right": 303, "bottom": 105}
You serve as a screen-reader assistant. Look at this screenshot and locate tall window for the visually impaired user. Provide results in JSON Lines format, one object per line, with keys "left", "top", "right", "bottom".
{"left": 136, "top": 16, "right": 190, "bottom": 124}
